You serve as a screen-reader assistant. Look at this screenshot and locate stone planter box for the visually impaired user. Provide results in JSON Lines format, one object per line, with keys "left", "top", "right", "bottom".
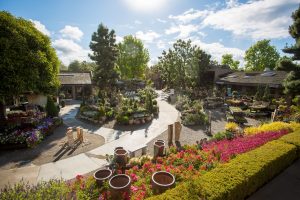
{"left": 94, "top": 168, "right": 113, "bottom": 187}
{"left": 151, "top": 171, "right": 175, "bottom": 194}
{"left": 109, "top": 174, "right": 131, "bottom": 199}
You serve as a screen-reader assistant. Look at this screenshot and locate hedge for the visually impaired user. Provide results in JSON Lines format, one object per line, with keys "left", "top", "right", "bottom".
{"left": 148, "top": 140, "right": 297, "bottom": 200}
{"left": 279, "top": 129, "right": 300, "bottom": 156}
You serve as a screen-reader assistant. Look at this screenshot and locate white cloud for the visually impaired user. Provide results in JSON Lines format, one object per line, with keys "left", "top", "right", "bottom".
{"left": 136, "top": 30, "right": 161, "bottom": 43}
{"left": 157, "top": 40, "right": 166, "bottom": 49}
{"left": 116, "top": 36, "right": 124, "bottom": 43}
{"left": 59, "top": 25, "right": 84, "bottom": 41}
{"left": 202, "top": 0, "right": 298, "bottom": 39}
{"left": 157, "top": 18, "right": 167, "bottom": 23}
{"left": 52, "top": 39, "right": 90, "bottom": 65}
{"left": 134, "top": 20, "right": 142, "bottom": 24}
{"left": 30, "top": 20, "right": 50, "bottom": 36}
{"left": 148, "top": 57, "right": 159, "bottom": 66}
{"left": 225, "top": 0, "right": 239, "bottom": 8}
{"left": 191, "top": 38, "right": 245, "bottom": 66}
{"left": 169, "top": 8, "right": 212, "bottom": 24}
{"left": 165, "top": 24, "right": 199, "bottom": 39}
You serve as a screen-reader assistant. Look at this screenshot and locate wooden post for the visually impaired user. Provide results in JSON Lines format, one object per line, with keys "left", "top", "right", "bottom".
{"left": 79, "top": 128, "right": 84, "bottom": 143}
{"left": 76, "top": 126, "right": 81, "bottom": 140}
{"left": 271, "top": 109, "right": 277, "bottom": 122}
{"left": 174, "top": 121, "right": 182, "bottom": 142}
{"left": 168, "top": 124, "right": 173, "bottom": 146}
{"left": 67, "top": 130, "right": 74, "bottom": 147}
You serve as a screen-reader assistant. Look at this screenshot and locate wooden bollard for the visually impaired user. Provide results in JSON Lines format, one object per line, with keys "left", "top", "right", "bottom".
{"left": 168, "top": 124, "right": 173, "bottom": 146}
{"left": 79, "top": 128, "right": 84, "bottom": 143}
{"left": 67, "top": 130, "right": 74, "bottom": 147}
{"left": 76, "top": 126, "right": 81, "bottom": 140}
{"left": 174, "top": 121, "right": 182, "bottom": 142}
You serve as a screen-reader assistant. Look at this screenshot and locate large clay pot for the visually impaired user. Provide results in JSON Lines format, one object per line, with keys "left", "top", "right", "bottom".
{"left": 114, "top": 149, "right": 128, "bottom": 167}
{"left": 151, "top": 171, "right": 175, "bottom": 194}
{"left": 109, "top": 174, "right": 131, "bottom": 199}
{"left": 154, "top": 140, "right": 165, "bottom": 157}
{"left": 94, "top": 168, "right": 112, "bottom": 187}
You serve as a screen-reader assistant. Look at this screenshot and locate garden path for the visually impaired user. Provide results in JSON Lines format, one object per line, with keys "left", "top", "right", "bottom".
{"left": 0, "top": 91, "right": 179, "bottom": 189}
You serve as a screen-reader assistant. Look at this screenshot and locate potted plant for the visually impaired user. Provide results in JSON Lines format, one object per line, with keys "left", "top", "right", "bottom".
{"left": 93, "top": 168, "right": 113, "bottom": 187}
{"left": 151, "top": 171, "right": 175, "bottom": 194}
{"left": 114, "top": 148, "right": 128, "bottom": 167}
{"left": 154, "top": 140, "right": 165, "bottom": 158}
{"left": 109, "top": 174, "right": 131, "bottom": 199}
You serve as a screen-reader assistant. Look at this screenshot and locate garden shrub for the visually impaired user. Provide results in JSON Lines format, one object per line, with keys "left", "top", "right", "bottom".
{"left": 150, "top": 141, "right": 297, "bottom": 200}
{"left": 244, "top": 121, "right": 293, "bottom": 135}
{"left": 45, "top": 96, "right": 59, "bottom": 117}
{"left": 279, "top": 129, "right": 300, "bottom": 156}
{"left": 225, "top": 122, "right": 238, "bottom": 132}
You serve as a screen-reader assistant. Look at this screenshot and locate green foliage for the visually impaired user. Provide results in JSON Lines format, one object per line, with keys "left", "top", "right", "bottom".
{"left": 89, "top": 23, "right": 119, "bottom": 91}
{"left": 245, "top": 39, "right": 280, "bottom": 71}
{"left": 46, "top": 96, "right": 59, "bottom": 117}
{"left": 221, "top": 54, "right": 240, "bottom": 70}
{"left": 157, "top": 39, "right": 211, "bottom": 89}
{"left": 279, "top": 129, "right": 300, "bottom": 156}
{"left": 213, "top": 131, "right": 235, "bottom": 141}
{"left": 68, "top": 60, "right": 96, "bottom": 72}
{"left": 254, "top": 85, "right": 264, "bottom": 101}
{"left": 117, "top": 35, "right": 150, "bottom": 79}
{"left": 0, "top": 11, "right": 60, "bottom": 98}
{"left": 152, "top": 140, "right": 297, "bottom": 200}
{"left": 262, "top": 86, "right": 271, "bottom": 101}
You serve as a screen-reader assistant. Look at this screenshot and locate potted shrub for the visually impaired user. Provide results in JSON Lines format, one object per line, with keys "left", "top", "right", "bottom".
{"left": 109, "top": 174, "right": 131, "bottom": 199}
{"left": 94, "top": 168, "right": 112, "bottom": 187}
{"left": 151, "top": 171, "right": 175, "bottom": 194}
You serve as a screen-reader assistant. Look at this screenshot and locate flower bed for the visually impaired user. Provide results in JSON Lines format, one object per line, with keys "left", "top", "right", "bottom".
{"left": 0, "top": 122, "right": 298, "bottom": 199}
{"left": 0, "top": 117, "right": 62, "bottom": 149}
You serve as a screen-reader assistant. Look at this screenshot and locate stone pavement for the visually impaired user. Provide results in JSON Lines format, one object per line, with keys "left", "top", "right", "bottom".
{"left": 247, "top": 158, "right": 300, "bottom": 200}
{"left": 0, "top": 91, "right": 179, "bottom": 189}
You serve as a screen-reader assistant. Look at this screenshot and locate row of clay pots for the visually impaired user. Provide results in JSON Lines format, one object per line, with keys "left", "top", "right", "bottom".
{"left": 94, "top": 169, "right": 175, "bottom": 198}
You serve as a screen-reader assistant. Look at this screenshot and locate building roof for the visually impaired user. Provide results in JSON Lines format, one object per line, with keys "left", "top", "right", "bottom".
{"left": 59, "top": 72, "right": 92, "bottom": 85}
{"left": 216, "top": 71, "right": 288, "bottom": 88}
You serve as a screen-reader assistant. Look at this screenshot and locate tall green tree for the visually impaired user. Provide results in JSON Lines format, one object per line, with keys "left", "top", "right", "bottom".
{"left": 244, "top": 39, "right": 280, "bottom": 71}
{"left": 0, "top": 11, "right": 60, "bottom": 119}
{"left": 117, "top": 35, "right": 149, "bottom": 79}
{"left": 157, "top": 39, "right": 211, "bottom": 89}
{"left": 89, "top": 23, "right": 119, "bottom": 91}
{"left": 221, "top": 54, "right": 240, "bottom": 70}
{"left": 68, "top": 60, "right": 81, "bottom": 72}
{"left": 276, "top": 6, "right": 300, "bottom": 96}
{"left": 67, "top": 60, "right": 96, "bottom": 72}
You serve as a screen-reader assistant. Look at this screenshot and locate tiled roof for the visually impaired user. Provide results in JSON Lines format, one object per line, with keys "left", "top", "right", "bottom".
{"left": 59, "top": 72, "right": 92, "bottom": 85}
{"left": 217, "top": 71, "right": 287, "bottom": 87}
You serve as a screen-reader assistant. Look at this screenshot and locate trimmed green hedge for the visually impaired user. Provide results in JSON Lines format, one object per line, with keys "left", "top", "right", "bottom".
{"left": 148, "top": 140, "right": 297, "bottom": 200}
{"left": 279, "top": 129, "right": 300, "bottom": 156}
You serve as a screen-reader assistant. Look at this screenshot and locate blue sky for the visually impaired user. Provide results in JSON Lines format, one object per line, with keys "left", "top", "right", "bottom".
{"left": 1, "top": 0, "right": 299, "bottom": 67}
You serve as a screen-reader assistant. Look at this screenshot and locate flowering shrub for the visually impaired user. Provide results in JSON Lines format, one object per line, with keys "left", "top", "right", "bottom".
{"left": 225, "top": 122, "right": 238, "bottom": 132}
{"left": 204, "top": 129, "right": 290, "bottom": 162}
{"left": 244, "top": 122, "right": 294, "bottom": 135}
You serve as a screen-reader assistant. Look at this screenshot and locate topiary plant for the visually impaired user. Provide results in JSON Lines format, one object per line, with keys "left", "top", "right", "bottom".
{"left": 46, "top": 96, "right": 59, "bottom": 117}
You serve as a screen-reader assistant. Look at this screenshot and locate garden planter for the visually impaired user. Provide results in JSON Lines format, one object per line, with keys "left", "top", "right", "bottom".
{"left": 114, "top": 147, "right": 124, "bottom": 151}
{"left": 134, "top": 119, "right": 140, "bottom": 125}
{"left": 94, "top": 168, "right": 112, "bottom": 187}
{"left": 101, "top": 116, "right": 107, "bottom": 121}
{"left": 109, "top": 174, "right": 131, "bottom": 199}
{"left": 154, "top": 140, "right": 165, "bottom": 157}
{"left": 151, "top": 171, "right": 175, "bottom": 194}
{"left": 114, "top": 149, "right": 128, "bottom": 167}
{"left": 146, "top": 116, "right": 152, "bottom": 121}
{"left": 129, "top": 119, "right": 134, "bottom": 125}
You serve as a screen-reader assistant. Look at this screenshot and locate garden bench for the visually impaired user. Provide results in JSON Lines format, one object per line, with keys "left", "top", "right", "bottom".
{"left": 127, "top": 144, "right": 147, "bottom": 158}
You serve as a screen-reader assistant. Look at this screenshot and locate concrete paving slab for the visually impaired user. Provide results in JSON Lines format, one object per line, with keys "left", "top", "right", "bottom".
{"left": 0, "top": 165, "right": 40, "bottom": 188}
{"left": 37, "top": 163, "right": 62, "bottom": 182}
{"left": 89, "top": 157, "right": 108, "bottom": 167}
{"left": 53, "top": 153, "right": 100, "bottom": 180}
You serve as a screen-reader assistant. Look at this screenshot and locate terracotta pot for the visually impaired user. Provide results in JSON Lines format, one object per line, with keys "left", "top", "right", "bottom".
{"left": 154, "top": 141, "right": 165, "bottom": 157}
{"left": 94, "top": 168, "right": 112, "bottom": 187}
{"left": 129, "top": 119, "right": 134, "bottom": 125}
{"left": 114, "top": 147, "right": 124, "bottom": 151}
{"left": 109, "top": 174, "right": 131, "bottom": 199}
{"left": 151, "top": 171, "right": 175, "bottom": 194}
{"left": 114, "top": 149, "right": 128, "bottom": 167}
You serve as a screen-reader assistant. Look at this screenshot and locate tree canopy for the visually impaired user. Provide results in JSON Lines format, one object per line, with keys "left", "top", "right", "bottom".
{"left": 157, "top": 39, "right": 211, "bottom": 89}
{"left": 0, "top": 11, "right": 60, "bottom": 97}
{"left": 276, "top": 6, "right": 300, "bottom": 96}
{"left": 221, "top": 54, "right": 240, "bottom": 70}
{"left": 117, "top": 35, "right": 149, "bottom": 79}
{"left": 244, "top": 39, "right": 280, "bottom": 71}
{"left": 89, "top": 23, "right": 119, "bottom": 91}
{"left": 67, "top": 60, "right": 96, "bottom": 72}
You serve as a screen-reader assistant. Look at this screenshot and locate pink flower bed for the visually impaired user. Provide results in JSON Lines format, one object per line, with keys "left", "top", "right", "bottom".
{"left": 202, "top": 129, "right": 290, "bottom": 162}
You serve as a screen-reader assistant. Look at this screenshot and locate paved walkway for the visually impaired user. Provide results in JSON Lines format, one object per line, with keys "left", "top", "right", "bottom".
{"left": 0, "top": 91, "right": 179, "bottom": 188}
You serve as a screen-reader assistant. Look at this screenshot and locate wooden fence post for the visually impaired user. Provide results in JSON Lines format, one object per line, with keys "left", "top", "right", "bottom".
{"left": 168, "top": 124, "right": 173, "bottom": 146}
